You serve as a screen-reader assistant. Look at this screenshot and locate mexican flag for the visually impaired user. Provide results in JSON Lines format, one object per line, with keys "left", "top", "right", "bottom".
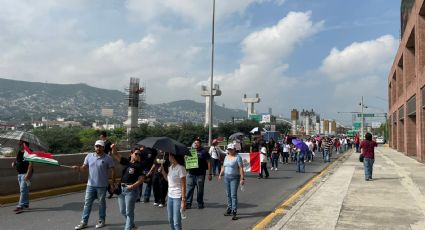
{"left": 23, "top": 144, "right": 59, "bottom": 166}
{"left": 239, "top": 152, "right": 260, "bottom": 173}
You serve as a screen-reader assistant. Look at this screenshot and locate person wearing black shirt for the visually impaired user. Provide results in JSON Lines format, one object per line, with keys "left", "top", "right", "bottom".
{"left": 147, "top": 150, "right": 169, "bottom": 208}
{"left": 137, "top": 146, "right": 156, "bottom": 203}
{"left": 185, "top": 138, "right": 212, "bottom": 209}
{"left": 100, "top": 131, "right": 114, "bottom": 199}
{"left": 111, "top": 144, "right": 144, "bottom": 230}
{"left": 12, "top": 141, "right": 33, "bottom": 214}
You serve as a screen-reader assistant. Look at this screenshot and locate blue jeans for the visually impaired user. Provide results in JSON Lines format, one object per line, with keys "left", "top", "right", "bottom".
{"left": 212, "top": 158, "right": 221, "bottom": 176}
{"left": 224, "top": 175, "right": 240, "bottom": 212}
{"left": 17, "top": 174, "right": 29, "bottom": 208}
{"left": 296, "top": 154, "right": 305, "bottom": 173}
{"left": 81, "top": 186, "right": 107, "bottom": 224}
{"left": 363, "top": 158, "right": 375, "bottom": 179}
{"left": 118, "top": 186, "right": 137, "bottom": 230}
{"left": 324, "top": 150, "right": 330, "bottom": 162}
{"left": 167, "top": 197, "right": 182, "bottom": 230}
{"left": 138, "top": 179, "right": 153, "bottom": 201}
{"left": 186, "top": 174, "right": 205, "bottom": 207}
{"left": 271, "top": 155, "right": 279, "bottom": 168}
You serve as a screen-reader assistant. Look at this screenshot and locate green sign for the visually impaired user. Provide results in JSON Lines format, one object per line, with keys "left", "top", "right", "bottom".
{"left": 353, "top": 122, "right": 361, "bottom": 130}
{"left": 346, "top": 130, "right": 357, "bottom": 137}
{"left": 249, "top": 114, "right": 262, "bottom": 122}
{"left": 357, "top": 113, "right": 374, "bottom": 118}
{"left": 185, "top": 149, "right": 199, "bottom": 169}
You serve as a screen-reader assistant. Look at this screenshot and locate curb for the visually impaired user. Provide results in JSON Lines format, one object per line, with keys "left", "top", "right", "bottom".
{"left": 251, "top": 150, "right": 352, "bottom": 230}
{"left": 0, "top": 183, "right": 87, "bottom": 206}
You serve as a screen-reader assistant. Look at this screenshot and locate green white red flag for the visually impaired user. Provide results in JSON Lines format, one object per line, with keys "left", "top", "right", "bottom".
{"left": 23, "top": 143, "right": 59, "bottom": 166}
{"left": 239, "top": 152, "right": 260, "bottom": 173}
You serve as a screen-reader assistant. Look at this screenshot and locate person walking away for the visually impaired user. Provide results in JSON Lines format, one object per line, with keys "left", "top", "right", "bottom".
{"left": 306, "top": 139, "right": 313, "bottom": 162}
{"left": 209, "top": 139, "right": 226, "bottom": 176}
{"left": 110, "top": 145, "right": 144, "bottom": 230}
{"left": 137, "top": 146, "right": 156, "bottom": 203}
{"left": 100, "top": 131, "right": 114, "bottom": 199}
{"left": 270, "top": 143, "right": 279, "bottom": 171}
{"left": 160, "top": 153, "right": 187, "bottom": 230}
{"left": 360, "top": 133, "right": 378, "bottom": 181}
{"left": 219, "top": 144, "right": 245, "bottom": 220}
{"left": 186, "top": 138, "right": 212, "bottom": 209}
{"left": 323, "top": 137, "right": 331, "bottom": 163}
{"left": 354, "top": 133, "right": 360, "bottom": 153}
{"left": 12, "top": 141, "right": 34, "bottom": 214}
{"left": 295, "top": 146, "right": 306, "bottom": 173}
{"left": 147, "top": 150, "right": 169, "bottom": 208}
{"left": 73, "top": 140, "right": 115, "bottom": 230}
{"left": 258, "top": 145, "right": 269, "bottom": 179}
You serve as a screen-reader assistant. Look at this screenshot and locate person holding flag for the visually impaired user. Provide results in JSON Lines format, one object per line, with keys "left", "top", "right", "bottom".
{"left": 11, "top": 141, "right": 34, "bottom": 214}
{"left": 72, "top": 140, "right": 115, "bottom": 230}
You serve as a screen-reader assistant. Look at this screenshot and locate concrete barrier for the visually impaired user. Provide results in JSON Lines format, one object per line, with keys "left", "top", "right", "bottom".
{"left": 0, "top": 151, "right": 130, "bottom": 196}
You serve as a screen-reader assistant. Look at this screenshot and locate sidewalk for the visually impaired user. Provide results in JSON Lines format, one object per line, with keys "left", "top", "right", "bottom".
{"left": 269, "top": 147, "right": 425, "bottom": 230}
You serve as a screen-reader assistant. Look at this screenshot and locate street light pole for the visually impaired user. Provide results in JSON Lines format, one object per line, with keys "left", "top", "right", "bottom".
{"left": 361, "top": 96, "right": 364, "bottom": 140}
{"left": 208, "top": 0, "right": 215, "bottom": 147}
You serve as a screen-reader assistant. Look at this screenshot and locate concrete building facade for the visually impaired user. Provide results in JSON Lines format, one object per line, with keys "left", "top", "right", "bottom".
{"left": 388, "top": 0, "right": 425, "bottom": 162}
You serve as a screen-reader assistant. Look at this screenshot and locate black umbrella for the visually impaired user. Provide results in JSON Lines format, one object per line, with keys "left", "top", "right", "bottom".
{"left": 0, "top": 131, "right": 47, "bottom": 151}
{"left": 137, "top": 137, "right": 190, "bottom": 156}
{"left": 229, "top": 132, "right": 244, "bottom": 140}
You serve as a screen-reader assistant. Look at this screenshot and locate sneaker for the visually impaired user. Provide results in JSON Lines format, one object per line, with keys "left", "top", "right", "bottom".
{"left": 153, "top": 202, "right": 159, "bottom": 206}
{"left": 23, "top": 205, "right": 29, "bottom": 209}
{"left": 198, "top": 204, "right": 204, "bottom": 209}
{"left": 224, "top": 209, "right": 232, "bottom": 216}
{"left": 13, "top": 207, "right": 23, "bottom": 214}
{"left": 271, "top": 167, "right": 274, "bottom": 170}
{"left": 275, "top": 168, "right": 278, "bottom": 171}
{"left": 95, "top": 220, "right": 105, "bottom": 229}
{"left": 74, "top": 222, "right": 88, "bottom": 230}
{"left": 131, "top": 224, "right": 137, "bottom": 230}
{"left": 158, "top": 204, "right": 164, "bottom": 208}
{"left": 232, "top": 211, "right": 238, "bottom": 220}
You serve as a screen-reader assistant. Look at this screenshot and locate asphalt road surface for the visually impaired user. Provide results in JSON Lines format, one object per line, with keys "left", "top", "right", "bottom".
{"left": 0, "top": 152, "right": 343, "bottom": 230}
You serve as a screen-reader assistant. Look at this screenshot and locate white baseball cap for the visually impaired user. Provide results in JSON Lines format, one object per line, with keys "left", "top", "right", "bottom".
{"left": 226, "top": 143, "right": 236, "bottom": 150}
{"left": 94, "top": 140, "right": 105, "bottom": 147}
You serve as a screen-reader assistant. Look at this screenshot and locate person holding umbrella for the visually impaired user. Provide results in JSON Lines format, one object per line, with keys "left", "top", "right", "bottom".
{"left": 11, "top": 141, "right": 34, "bottom": 214}
{"left": 110, "top": 144, "right": 144, "bottom": 230}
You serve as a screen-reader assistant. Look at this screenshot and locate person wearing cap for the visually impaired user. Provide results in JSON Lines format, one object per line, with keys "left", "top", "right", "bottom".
{"left": 218, "top": 143, "right": 244, "bottom": 220}
{"left": 258, "top": 144, "right": 269, "bottom": 179}
{"left": 72, "top": 140, "right": 116, "bottom": 230}
{"left": 209, "top": 139, "right": 226, "bottom": 176}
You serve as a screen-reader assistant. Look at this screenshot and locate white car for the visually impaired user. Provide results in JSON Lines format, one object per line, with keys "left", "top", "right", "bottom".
{"left": 375, "top": 137, "right": 385, "bottom": 144}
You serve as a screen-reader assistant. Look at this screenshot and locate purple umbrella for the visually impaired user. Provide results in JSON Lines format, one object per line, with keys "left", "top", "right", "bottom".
{"left": 291, "top": 139, "right": 308, "bottom": 152}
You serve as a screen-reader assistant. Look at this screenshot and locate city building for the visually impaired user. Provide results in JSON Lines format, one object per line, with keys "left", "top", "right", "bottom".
{"left": 388, "top": 0, "right": 425, "bottom": 161}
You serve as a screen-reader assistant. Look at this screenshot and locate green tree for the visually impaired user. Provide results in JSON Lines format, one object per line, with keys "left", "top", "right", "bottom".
{"left": 79, "top": 129, "right": 99, "bottom": 152}
{"left": 33, "top": 127, "right": 83, "bottom": 154}
{"left": 275, "top": 122, "right": 291, "bottom": 135}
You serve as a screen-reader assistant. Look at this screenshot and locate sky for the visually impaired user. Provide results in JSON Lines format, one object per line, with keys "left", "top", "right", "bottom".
{"left": 0, "top": 0, "right": 401, "bottom": 125}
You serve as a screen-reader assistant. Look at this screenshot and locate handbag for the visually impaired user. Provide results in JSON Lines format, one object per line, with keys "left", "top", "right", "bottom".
{"left": 359, "top": 154, "right": 364, "bottom": 162}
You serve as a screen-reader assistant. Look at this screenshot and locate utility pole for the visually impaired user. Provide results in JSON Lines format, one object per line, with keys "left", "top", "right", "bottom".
{"left": 208, "top": 0, "right": 215, "bottom": 147}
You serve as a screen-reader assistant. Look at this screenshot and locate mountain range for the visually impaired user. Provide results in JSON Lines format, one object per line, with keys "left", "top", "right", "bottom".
{"left": 0, "top": 78, "right": 246, "bottom": 125}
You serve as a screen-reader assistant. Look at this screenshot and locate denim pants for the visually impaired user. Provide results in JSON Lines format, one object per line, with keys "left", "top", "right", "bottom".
{"left": 271, "top": 155, "right": 279, "bottom": 168}
{"left": 17, "top": 174, "right": 29, "bottom": 208}
{"left": 81, "top": 185, "right": 107, "bottom": 223}
{"left": 186, "top": 174, "right": 206, "bottom": 207}
{"left": 324, "top": 150, "right": 330, "bottom": 162}
{"left": 138, "top": 178, "right": 152, "bottom": 201}
{"left": 167, "top": 197, "right": 182, "bottom": 230}
{"left": 212, "top": 158, "right": 221, "bottom": 176}
{"left": 224, "top": 175, "right": 240, "bottom": 212}
{"left": 118, "top": 186, "right": 137, "bottom": 230}
{"left": 296, "top": 154, "right": 305, "bottom": 173}
{"left": 363, "top": 158, "right": 375, "bottom": 179}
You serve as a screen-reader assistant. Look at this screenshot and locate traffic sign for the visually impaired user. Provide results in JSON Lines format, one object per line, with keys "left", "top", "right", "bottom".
{"left": 353, "top": 122, "right": 361, "bottom": 130}
{"left": 357, "top": 113, "right": 374, "bottom": 117}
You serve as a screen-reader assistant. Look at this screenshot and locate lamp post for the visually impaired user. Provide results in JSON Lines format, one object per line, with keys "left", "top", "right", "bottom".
{"left": 359, "top": 96, "right": 368, "bottom": 140}
{"left": 208, "top": 0, "right": 216, "bottom": 147}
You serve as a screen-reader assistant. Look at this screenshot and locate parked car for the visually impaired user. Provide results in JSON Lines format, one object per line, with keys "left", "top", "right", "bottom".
{"left": 375, "top": 137, "right": 385, "bottom": 144}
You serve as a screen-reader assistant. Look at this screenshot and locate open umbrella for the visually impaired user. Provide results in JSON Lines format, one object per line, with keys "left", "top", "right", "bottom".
{"left": 137, "top": 137, "right": 190, "bottom": 156}
{"left": 229, "top": 132, "right": 244, "bottom": 140}
{"left": 250, "top": 127, "right": 266, "bottom": 134}
{"left": 291, "top": 139, "right": 309, "bottom": 152}
{"left": 0, "top": 131, "right": 47, "bottom": 151}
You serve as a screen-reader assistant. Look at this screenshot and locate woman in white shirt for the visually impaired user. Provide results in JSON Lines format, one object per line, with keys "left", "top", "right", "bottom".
{"left": 209, "top": 139, "right": 226, "bottom": 176}
{"left": 161, "top": 153, "right": 187, "bottom": 230}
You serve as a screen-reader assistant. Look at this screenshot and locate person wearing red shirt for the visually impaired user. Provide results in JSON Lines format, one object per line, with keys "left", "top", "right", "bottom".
{"left": 360, "top": 133, "right": 377, "bottom": 181}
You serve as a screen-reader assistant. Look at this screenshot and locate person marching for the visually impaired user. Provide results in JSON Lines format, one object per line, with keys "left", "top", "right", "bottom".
{"left": 110, "top": 145, "right": 144, "bottom": 230}
{"left": 160, "top": 153, "right": 187, "bottom": 230}
{"left": 209, "top": 139, "right": 226, "bottom": 176}
{"left": 218, "top": 143, "right": 245, "bottom": 220}
{"left": 360, "top": 133, "right": 378, "bottom": 181}
{"left": 12, "top": 141, "right": 34, "bottom": 214}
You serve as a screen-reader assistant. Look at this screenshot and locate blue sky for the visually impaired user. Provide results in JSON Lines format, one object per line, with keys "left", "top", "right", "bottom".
{"left": 0, "top": 0, "right": 400, "bottom": 125}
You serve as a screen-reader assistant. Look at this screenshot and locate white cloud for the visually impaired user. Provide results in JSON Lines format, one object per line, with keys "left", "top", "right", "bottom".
{"left": 320, "top": 35, "right": 398, "bottom": 81}
{"left": 208, "top": 11, "right": 323, "bottom": 111}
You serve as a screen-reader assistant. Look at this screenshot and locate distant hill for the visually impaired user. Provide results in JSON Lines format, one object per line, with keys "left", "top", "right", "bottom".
{"left": 0, "top": 78, "right": 246, "bottom": 125}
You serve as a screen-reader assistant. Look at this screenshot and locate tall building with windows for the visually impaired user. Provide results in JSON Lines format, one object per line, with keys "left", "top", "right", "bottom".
{"left": 388, "top": 0, "right": 425, "bottom": 161}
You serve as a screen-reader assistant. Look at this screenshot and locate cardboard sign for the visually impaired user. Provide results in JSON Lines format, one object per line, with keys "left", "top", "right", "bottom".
{"left": 185, "top": 149, "right": 199, "bottom": 169}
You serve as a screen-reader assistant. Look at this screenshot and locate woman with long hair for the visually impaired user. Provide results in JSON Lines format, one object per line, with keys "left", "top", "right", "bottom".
{"left": 161, "top": 153, "right": 187, "bottom": 230}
